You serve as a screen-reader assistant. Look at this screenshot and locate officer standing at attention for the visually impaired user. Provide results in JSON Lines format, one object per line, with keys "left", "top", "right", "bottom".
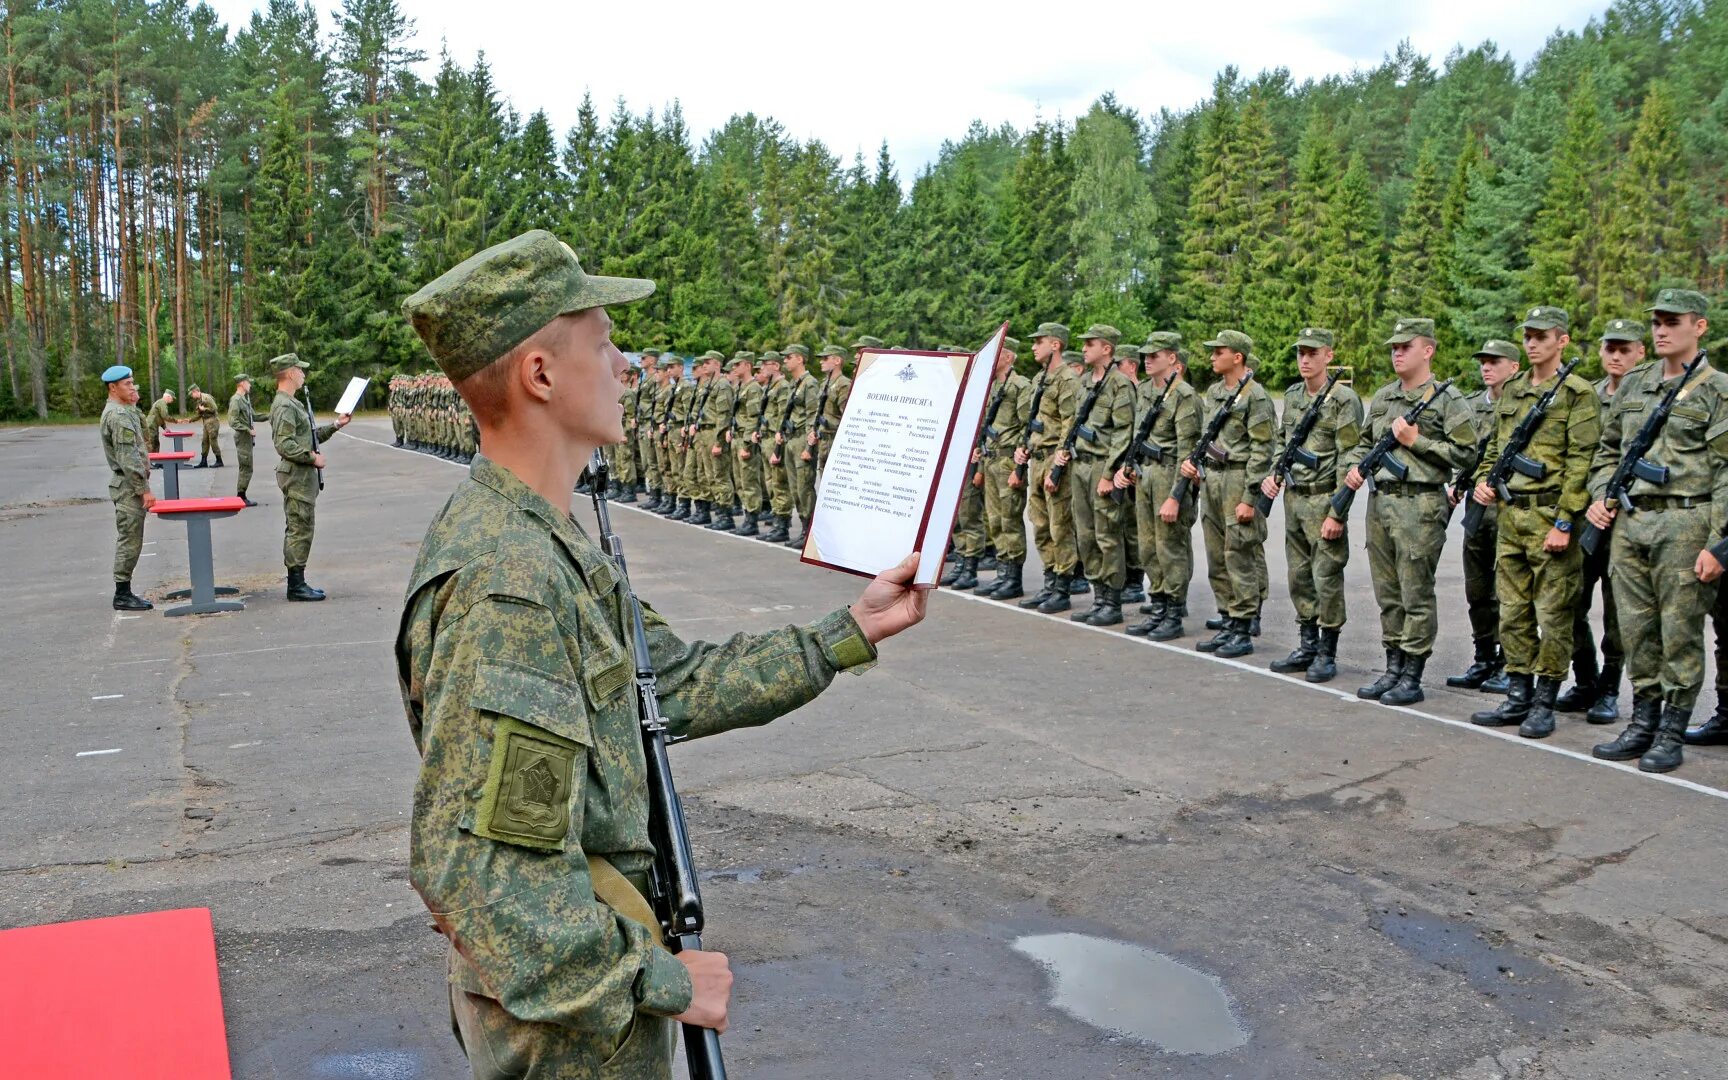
{"left": 100, "top": 365, "right": 156, "bottom": 611}
{"left": 228, "top": 374, "right": 258, "bottom": 507}
{"left": 1058, "top": 326, "right": 1137, "bottom": 626}
{"left": 1587, "top": 288, "right": 1726, "bottom": 773}
{"left": 1467, "top": 307, "right": 1600, "bottom": 737}
{"left": 1120, "top": 334, "right": 1201, "bottom": 640}
{"left": 1344, "top": 318, "right": 1476, "bottom": 707}
{"left": 190, "top": 383, "right": 223, "bottom": 469}
{"left": 269, "top": 353, "right": 351, "bottom": 601}
{"left": 1015, "top": 323, "right": 1081, "bottom": 612}
{"left": 783, "top": 348, "right": 825, "bottom": 545}
{"left": 976, "top": 337, "right": 1031, "bottom": 600}
{"left": 814, "top": 343, "right": 855, "bottom": 474}
{"left": 1446, "top": 340, "right": 1520, "bottom": 694}
{"left": 398, "top": 229, "right": 927, "bottom": 1079}
{"left": 1260, "top": 328, "right": 1364, "bottom": 682}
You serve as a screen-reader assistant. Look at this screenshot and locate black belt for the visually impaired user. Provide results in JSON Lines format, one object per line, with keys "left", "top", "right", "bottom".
{"left": 1288, "top": 482, "right": 1336, "bottom": 496}
{"left": 1500, "top": 492, "right": 1560, "bottom": 509}
{"left": 1374, "top": 481, "right": 1444, "bottom": 497}
{"left": 1211, "top": 463, "right": 1247, "bottom": 472}
{"left": 1636, "top": 494, "right": 1712, "bottom": 511}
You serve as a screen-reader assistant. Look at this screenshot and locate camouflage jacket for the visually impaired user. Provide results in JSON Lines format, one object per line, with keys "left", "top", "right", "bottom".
{"left": 1028, "top": 364, "right": 1081, "bottom": 455}
{"left": 1133, "top": 374, "right": 1202, "bottom": 467}
{"left": 143, "top": 396, "right": 174, "bottom": 433}
{"left": 397, "top": 456, "right": 877, "bottom": 1034}
{"left": 1200, "top": 375, "right": 1277, "bottom": 476}
{"left": 1344, "top": 377, "right": 1475, "bottom": 488}
{"left": 785, "top": 372, "right": 820, "bottom": 434}
{"left": 979, "top": 372, "right": 1031, "bottom": 456}
{"left": 228, "top": 391, "right": 254, "bottom": 433}
{"left": 1275, "top": 377, "right": 1364, "bottom": 492}
{"left": 271, "top": 390, "right": 337, "bottom": 477}
{"left": 1589, "top": 359, "right": 1728, "bottom": 511}
{"left": 1473, "top": 366, "right": 1600, "bottom": 518}
{"left": 817, "top": 373, "right": 851, "bottom": 437}
{"left": 100, "top": 400, "right": 149, "bottom": 498}
{"left": 1072, "top": 367, "right": 1137, "bottom": 462}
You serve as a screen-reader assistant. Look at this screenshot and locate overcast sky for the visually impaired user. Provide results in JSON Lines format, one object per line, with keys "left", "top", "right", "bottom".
{"left": 207, "top": 0, "right": 1608, "bottom": 173}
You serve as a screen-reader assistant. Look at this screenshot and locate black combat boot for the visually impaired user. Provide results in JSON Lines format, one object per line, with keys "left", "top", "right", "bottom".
{"left": 952, "top": 557, "right": 980, "bottom": 591}
{"left": 1126, "top": 594, "right": 1167, "bottom": 636}
{"left": 239, "top": 491, "right": 258, "bottom": 508}
{"left": 1471, "top": 673, "right": 1532, "bottom": 726}
{"left": 616, "top": 484, "right": 638, "bottom": 505}
{"left": 193, "top": 454, "right": 208, "bottom": 468}
{"left": 1446, "top": 639, "right": 1500, "bottom": 689}
{"left": 988, "top": 562, "right": 1025, "bottom": 600}
{"left": 668, "top": 497, "right": 690, "bottom": 520}
{"left": 688, "top": 500, "right": 712, "bottom": 526}
{"left": 1639, "top": 704, "right": 1691, "bottom": 773}
{"left": 731, "top": 511, "right": 758, "bottom": 537}
{"left": 1121, "top": 570, "right": 1146, "bottom": 607}
{"left": 1205, "top": 612, "right": 1228, "bottom": 631}
{"left": 1020, "top": 570, "right": 1057, "bottom": 609}
{"left": 1085, "top": 586, "right": 1123, "bottom": 627}
{"left": 1197, "top": 617, "right": 1236, "bottom": 653}
{"left": 940, "top": 556, "right": 967, "bottom": 586}
{"left": 1554, "top": 655, "right": 1602, "bottom": 713}
{"left": 1148, "top": 609, "right": 1185, "bottom": 641}
{"left": 758, "top": 514, "right": 788, "bottom": 543}
{"left": 1683, "top": 699, "right": 1728, "bottom": 745}
{"left": 213, "top": 454, "right": 225, "bottom": 468}
{"left": 1594, "top": 697, "right": 1661, "bottom": 760}
{"left": 1068, "top": 577, "right": 1091, "bottom": 596}
{"left": 1248, "top": 606, "right": 1262, "bottom": 637}
{"left": 1070, "top": 581, "right": 1104, "bottom": 622}
{"left": 1519, "top": 676, "right": 1562, "bottom": 738}
{"left": 1587, "top": 661, "right": 1622, "bottom": 724}
{"left": 705, "top": 506, "right": 734, "bottom": 531}
{"left": 784, "top": 520, "right": 808, "bottom": 548}
{"left": 1270, "top": 619, "right": 1319, "bottom": 674}
{"left": 979, "top": 553, "right": 1000, "bottom": 572}
{"left": 113, "top": 581, "right": 152, "bottom": 611}
{"left": 286, "top": 567, "right": 326, "bottom": 602}
{"left": 1216, "top": 617, "right": 1254, "bottom": 658}
{"left": 1380, "top": 653, "right": 1427, "bottom": 706}
{"left": 1306, "top": 627, "right": 1340, "bottom": 684}
{"left": 1357, "top": 648, "right": 1406, "bottom": 700}
{"left": 1038, "top": 575, "right": 1073, "bottom": 614}
{"left": 1480, "top": 647, "right": 1512, "bottom": 694}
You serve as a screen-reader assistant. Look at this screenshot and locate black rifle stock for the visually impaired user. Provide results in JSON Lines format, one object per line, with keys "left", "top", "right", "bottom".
{"left": 588, "top": 451, "right": 728, "bottom": 1080}
{"left": 1047, "top": 370, "right": 1110, "bottom": 488}
{"left": 1460, "top": 358, "right": 1581, "bottom": 537}
{"left": 1579, "top": 350, "right": 1708, "bottom": 557}
{"left": 302, "top": 387, "right": 324, "bottom": 492}
{"left": 1252, "top": 370, "right": 1340, "bottom": 517}
{"left": 1329, "top": 379, "right": 1454, "bottom": 518}
{"left": 1012, "top": 372, "right": 1051, "bottom": 486}
{"left": 1170, "top": 370, "right": 1256, "bottom": 508}
{"left": 1110, "top": 374, "right": 1177, "bottom": 505}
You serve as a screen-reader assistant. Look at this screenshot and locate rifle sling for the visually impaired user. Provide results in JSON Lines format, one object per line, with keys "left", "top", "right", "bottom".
{"left": 588, "top": 854, "right": 665, "bottom": 947}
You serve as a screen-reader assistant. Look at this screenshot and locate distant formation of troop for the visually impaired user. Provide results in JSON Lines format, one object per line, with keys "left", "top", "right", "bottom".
{"left": 388, "top": 373, "right": 479, "bottom": 462}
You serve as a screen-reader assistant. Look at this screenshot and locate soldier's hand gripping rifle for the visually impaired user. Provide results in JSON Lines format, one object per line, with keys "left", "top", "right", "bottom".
{"left": 681, "top": 379, "right": 712, "bottom": 452}
{"left": 1580, "top": 350, "right": 1708, "bottom": 557}
{"left": 1047, "top": 372, "right": 1110, "bottom": 488}
{"left": 1252, "top": 370, "right": 1340, "bottom": 517}
{"left": 1011, "top": 372, "right": 1050, "bottom": 486}
{"left": 587, "top": 451, "right": 728, "bottom": 1080}
{"left": 1170, "top": 369, "right": 1256, "bottom": 508}
{"left": 1461, "top": 358, "right": 1581, "bottom": 537}
{"left": 1110, "top": 374, "right": 1176, "bottom": 505}
{"left": 1328, "top": 379, "right": 1453, "bottom": 518}
{"left": 302, "top": 387, "right": 324, "bottom": 492}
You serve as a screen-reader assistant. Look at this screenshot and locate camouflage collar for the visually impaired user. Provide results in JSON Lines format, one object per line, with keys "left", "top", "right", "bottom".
{"left": 468, "top": 455, "right": 591, "bottom": 558}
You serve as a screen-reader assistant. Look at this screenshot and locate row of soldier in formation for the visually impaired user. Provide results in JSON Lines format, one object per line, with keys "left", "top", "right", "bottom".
{"left": 387, "top": 372, "right": 481, "bottom": 461}
{"left": 574, "top": 294, "right": 1722, "bottom": 777}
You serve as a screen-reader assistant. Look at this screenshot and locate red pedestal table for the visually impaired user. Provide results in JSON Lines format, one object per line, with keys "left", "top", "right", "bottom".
{"left": 149, "top": 450, "right": 196, "bottom": 498}
{"left": 149, "top": 496, "right": 247, "bottom": 616}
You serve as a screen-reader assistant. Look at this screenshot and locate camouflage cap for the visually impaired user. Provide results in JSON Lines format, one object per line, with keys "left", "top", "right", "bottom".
{"left": 759, "top": 349, "right": 783, "bottom": 363}
{"left": 268, "top": 353, "right": 308, "bottom": 373}
{"left": 850, "top": 335, "right": 885, "bottom": 350}
{"left": 1032, "top": 322, "right": 1071, "bottom": 345}
{"left": 725, "top": 356, "right": 753, "bottom": 373}
{"left": 1062, "top": 350, "right": 1084, "bottom": 366}
{"left": 1138, "top": 331, "right": 1182, "bottom": 355}
{"left": 731, "top": 350, "right": 758, "bottom": 363}
{"left": 1078, "top": 324, "right": 1122, "bottom": 345}
{"left": 1002, "top": 336, "right": 1022, "bottom": 353}
{"left": 783, "top": 343, "right": 810, "bottom": 357}
{"left": 234, "top": 372, "right": 252, "bottom": 382}
{"left": 1293, "top": 327, "right": 1335, "bottom": 350}
{"left": 1518, "top": 305, "right": 1570, "bottom": 332}
{"left": 1646, "top": 288, "right": 1710, "bottom": 315}
{"left": 1201, "top": 329, "right": 1254, "bottom": 354}
{"left": 1113, "top": 343, "right": 1140, "bottom": 361}
{"left": 818, "top": 344, "right": 848, "bottom": 359}
{"left": 1384, "top": 317, "right": 1437, "bottom": 345}
{"left": 401, "top": 229, "right": 654, "bottom": 382}
{"left": 699, "top": 350, "right": 727, "bottom": 363}
{"left": 640, "top": 347, "right": 662, "bottom": 359}
{"left": 1600, "top": 318, "right": 1646, "bottom": 343}
{"left": 1472, "top": 339, "right": 1521, "bottom": 362}
{"left": 935, "top": 345, "right": 965, "bottom": 354}
{"left": 657, "top": 355, "right": 682, "bottom": 370}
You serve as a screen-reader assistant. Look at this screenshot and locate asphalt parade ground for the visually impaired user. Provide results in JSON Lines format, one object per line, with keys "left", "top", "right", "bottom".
{"left": 3, "top": 416, "right": 1726, "bottom": 1079}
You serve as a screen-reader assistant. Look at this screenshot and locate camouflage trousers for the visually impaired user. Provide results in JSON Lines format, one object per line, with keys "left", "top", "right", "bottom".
{"left": 1135, "top": 460, "right": 1196, "bottom": 607}
{"left": 952, "top": 471, "right": 987, "bottom": 558}
{"left": 1200, "top": 467, "right": 1267, "bottom": 620}
{"left": 146, "top": 425, "right": 161, "bottom": 454}
{"left": 111, "top": 484, "right": 145, "bottom": 582}
{"left": 765, "top": 440, "right": 793, "bottom": 516}
{"left": 982, "top": 455, "right": 1027, "bottom": 563}
{"left": 201, "top": 416, "right": 219, "bottom": 459}
{"left": 1071, "top": 457, "right": 1128, "bottom": 590}
{"left": 1571, "top": 524, "right": 1621, "bottom": 673}
{"left": 447, "top": 950, "right": 675, "bottom": 1080}
{"left": 1283, "top": 489, "right": 1349, "bottom": 629}
{"left": 696, "top": 433, "right": 731, "bottom": 506}
{"left": 278, "top": 466, "right": 320, "bottom": 569}
{"left": 1459, "top": 503, "right": 1501, "bottom": 644}
{"left": 234, "top": 431, "right": 254, "bottom": 497}
{"left": 1026, "top": 455, "right": 1078, "bottom": 576}
{"left": 615, "top": 434, "right": 637, "bottom": 488}
{"left": 664, "top": 443, "right": 685, "bottom": 497}
{"left": 682, "top": 438, "right": 704, "bottom": 499}
{"left": 1364, "top": 488, "right": 1449, "bottom": 657}
{"left": 733, "top": 443, "right": 764, "bottom": 513}
{"left": 1495, "top": 503, "right": 1581, "bottom": 680}
{"left": 785, "top": 447, "right": 816, "bottom": 525}
{"left": 1611, "top": 504, "right": 1718, "bottom": 709}
{"left": 637, "top": 432, "right": 658, "bottom": 492}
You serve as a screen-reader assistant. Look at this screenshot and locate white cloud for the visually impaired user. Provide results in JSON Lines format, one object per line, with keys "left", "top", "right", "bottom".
{"left": 206, "top": 0, "right": 1609, "bottom": 171}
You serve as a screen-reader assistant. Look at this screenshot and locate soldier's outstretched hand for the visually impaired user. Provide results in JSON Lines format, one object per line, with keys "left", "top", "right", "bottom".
{"left": 850, "top": 551, "right": 929, "bottom": 644}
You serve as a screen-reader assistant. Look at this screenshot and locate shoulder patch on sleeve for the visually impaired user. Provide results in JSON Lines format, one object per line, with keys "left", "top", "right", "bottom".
{"left": 470, "top": 658, "right": 590, "bottom": 852}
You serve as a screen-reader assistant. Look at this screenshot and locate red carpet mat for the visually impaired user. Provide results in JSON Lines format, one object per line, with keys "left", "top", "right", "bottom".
{"left": 0, "top": 907, "right": 231, "bottom": 1079}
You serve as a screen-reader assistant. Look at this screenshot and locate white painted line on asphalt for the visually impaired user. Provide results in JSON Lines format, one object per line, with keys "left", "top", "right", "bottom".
{"left": 229, "top": 741, "right": 262, "bottom": 749}
{"left": 110, "top": 638, "right": 393, "bottom": 666}
{"left": 117, "top": 615, "right": 142, "bottom": 620}
{"left": 365, "top": 436, "right": 1728, "bottom": 804}
{"left": 91, "top": 694, "right": 123, "bottom": 700}
{"left": 76, "top": 748, "right": 122, "bottom": 757}
{"left": 138, "top": 551, "right": 156, "bottom": 557}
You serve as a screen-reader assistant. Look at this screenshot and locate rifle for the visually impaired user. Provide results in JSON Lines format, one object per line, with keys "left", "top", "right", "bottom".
{"left": 1109, "top": 374, "right": 1177, "bottom": 505}
{"left": 1252, "top": 371, "right": 1340, "bottom": 517}
{"left": 587, "top": 452, "right": 728, "bottom": 1080}
{"left": 302, "top": 387, "right": 324, "bottom": 492}
{"left": 980, "top": 377, "right": 1012, "bottom": 444}
{"left": 681, "top": 378, "right": 712, "bottom": 452}
{"left": 1460, "top": 358, "right": 1582, "bottom": 537}
{"left": 1170, "top": 370, "right": 1257, "bottom": 508}
{"left": 1329, "top": 379, "right": 1454, "bottom": 518}
{"left": 1580, "top": 350, "right": 1708, "bottom": 557}
{"left": 810, "top": 374, "right": 833, "bottom": 453}
{"left": 1011, "top": 372, "right": 1051, "bottom": 486}
{"left": 1047, "top": 369, "right": 1111, "bottom": 488}
{"left": 1449, "top": 428, "right": 1493, "bottom": 524}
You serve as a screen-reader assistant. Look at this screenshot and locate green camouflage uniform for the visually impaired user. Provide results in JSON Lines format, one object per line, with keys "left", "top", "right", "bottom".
{"left": 699, "top": 373, "right": 738, "bottom": 508}
{"left": 228, "top": 383, "right": 256, "bottom": 499}
{"left": 1459, "top": 387, "right": 1503, "bottom": 648}
{"left": 784, "top": 370, "right": 821, "bottom": 525}
{"left": 981, "top": 371, "right": 1032, "bottom": 563}
{"left": 1198, "top": 371, "right": 1277, "bottom": 621}
{"left": 100, "top": 399, "right": 150, "bottom": 582}
{"left": 1277, "top": 376, "right": 1364, "bottom": 630}
{"left": 732, "top": 374, "right": 766, "bottom": 516}
{"left": 1572, "top": 373, "right": 1624, "bottom": 679}
{"left": 193, "top": 389, "right": 220, "bottom": 460}
{"left": 815, "top": 370, "right": 850, "bottom": 472}
{"left": 143, "top": 394, "right": 174, "bottom": 453}
{"left": 1069, "top": 363, "right": 1138, "bottom": 591}
{"left": 1347, "top": 376, "right": 1476, "bottom": 657}
{"left": 1588, "top": 358, "right": 1728, "bottom": 709}
{"left": 632, "top": 378, "right": 657, "bottom": 493}
{"left": 762, "top": 372, "right": 794, "bottom": 517}
{"left": 1133, "top": 374, "right": 1202, "bottom": 608}
{"left": 271, "top": 383, "right": 338, "bottom": 571}
{"left": 680, "top": 377, "right": 711, "bottom": 499}
{"left": 1026, "top": 364, "right": 1082, "bottom": 576}
{"left": 1473, "top": 364, "right": 1600, "bottom": 679}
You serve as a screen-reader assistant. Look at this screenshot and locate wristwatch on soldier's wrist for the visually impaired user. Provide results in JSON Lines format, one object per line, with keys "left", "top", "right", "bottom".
{"left": 1554, "top": 519, "right": 1572, "bottom": 533}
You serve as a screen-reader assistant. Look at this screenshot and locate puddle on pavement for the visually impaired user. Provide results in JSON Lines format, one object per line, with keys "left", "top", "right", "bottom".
{"left": 1372, "top": 905, "right": 1572, "bottom": 1022}
{"left": 310, "top": 1049, "right": 424, "bottom": 1079}
{"left": 699, "top": 864, "right": 804, "bottom": 885}
{"left": 1012, "top": 932, "right": 1248, "bottom": 1055}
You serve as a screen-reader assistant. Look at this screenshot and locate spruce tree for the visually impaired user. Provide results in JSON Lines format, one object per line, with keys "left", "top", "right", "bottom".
{"left": 1523, "top": 73, "right": 1611, "bottom": 328}
{"left": 1068, "top": 104, "right": 1157, "bottom": 333}
{"left": 1384, "top": 141, "right": 1449, "bottom": 324}
{"left": 1285, "top": 109, "right": 1342, "bottom": 329}
{"left": 1313, "top": 154, "right": 1385, "bottom": 379}
{"left": 1171, "top": 76, "right": 1242, "bottom": 349}
{"left": 1598, "top": 83, "right": 1694, "bottom": 327}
